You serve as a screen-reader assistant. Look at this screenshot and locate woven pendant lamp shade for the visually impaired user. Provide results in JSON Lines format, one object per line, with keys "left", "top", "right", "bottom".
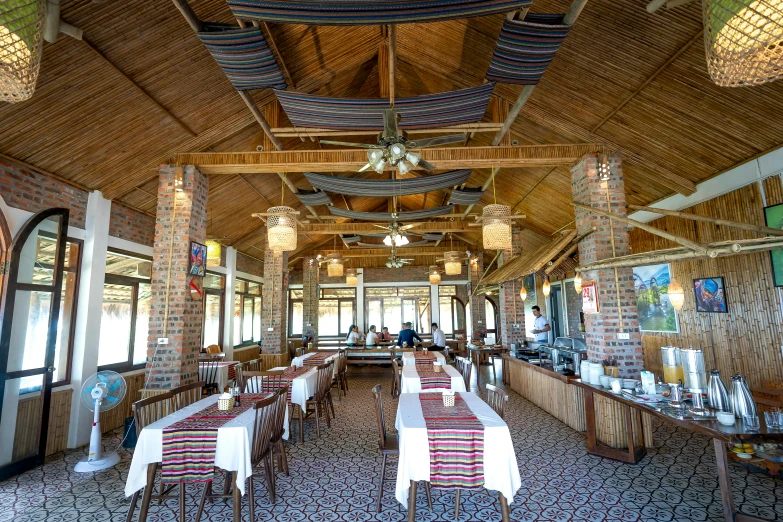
{"left": 482, "top": 204, "right": 512, "bottom": 250}
{"left": 267, "top": 206, "right": 297, "bottom": 252}
{"left": 327, "top": 253, "right": 344, "bottom": 277}
{"left": 444, "top": 251, "right": 462, "bottom": 275}
{"left": 668, "top": 278, "right": 686, "bottom": 312}
{"left": 205, "top": 240, "right": 222, "bottom": 265}
{"left": 703, "top": 0, "right": 783, "bottom": 86}
{"left": 345, "top": 268, "right": 358, "bottom": 286}
{"left": 0, "top": 0, "right": 45, "bottom": 103}
{"left": 428, "top": 265, "right": 441, "bottom": 285}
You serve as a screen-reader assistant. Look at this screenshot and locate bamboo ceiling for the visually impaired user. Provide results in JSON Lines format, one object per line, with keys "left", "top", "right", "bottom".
{"left": 1, "top": 0, "right": 782, "bottom": 265}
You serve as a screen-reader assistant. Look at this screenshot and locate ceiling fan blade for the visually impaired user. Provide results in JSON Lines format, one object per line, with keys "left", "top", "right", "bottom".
{"left": 418, "top": 159, "right": 437, "bottom": 172}
{"left": 358, "top": 162, "right": 372, "bottom": 172}
{"left": 407, "top": 134, "right": 466, "bottom": 149}
{"left": 383, "top": 109, "right": 399, "bottom": 139}
{"left": 320, "top": 140, "right": 383, "bottom": 149}
{"left": 400, "top": 223, "right": 423, "bottom": 230}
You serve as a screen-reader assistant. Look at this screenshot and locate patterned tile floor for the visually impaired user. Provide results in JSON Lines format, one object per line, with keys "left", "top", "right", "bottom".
{"left": 2, "top": 363, "right": 783, "bottom": 521}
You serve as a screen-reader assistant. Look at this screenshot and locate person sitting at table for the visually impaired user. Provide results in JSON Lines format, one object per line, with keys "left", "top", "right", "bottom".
{"left": 397, "top": 322, "right": 422, "bottom": 347}
{"left": 365, "top": 325, "right": 379, "bottom": 348}
{"left": 378, "top": 326, "right": 392, "bottom": 343}
{"left": 346, "top": 324, "right": 363, "bottom": 347}
{"left": 430, "top": 322, "right": 446, "bottom": 351}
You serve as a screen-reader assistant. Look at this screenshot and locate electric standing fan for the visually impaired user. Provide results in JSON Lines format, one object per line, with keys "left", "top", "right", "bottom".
{"left": 74, "top": 370, "right": 127, "bottom": 472}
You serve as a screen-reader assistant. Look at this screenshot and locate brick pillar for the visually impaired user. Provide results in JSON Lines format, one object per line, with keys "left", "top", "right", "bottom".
{"left": 468, "top": 255, "right": 486, "bottom": 339}
{"left": 261, "top": 237, "right": 288, "bottom": 354}
{"left": 572, "top": 153, "right": 643, "bottom": 377}
{"left": 302, "top": 256, "right": 320, "bottom": 344}
{"left": 499, "top": 227, "right": 526, "bottom": 347}
{"left": 147, "top": 165, "right": 208, "bottom": 389}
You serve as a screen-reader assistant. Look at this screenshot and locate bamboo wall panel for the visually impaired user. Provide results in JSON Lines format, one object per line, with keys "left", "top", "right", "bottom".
{"left": 100, "top": 372, "right": 146, "bottom": 434}
{"left": 12, "top": 388, "right": 72, "bottom": 460}
{"left": 232, "top": 346, "right": 261, "bottom": 364}
{"left": 259, "top": 352, "right": 290, "bottom": 369}
{"left": 632, "top": 178, "right": 783, "bottom": 389}
{"left": 593, "top": 395, "right": 654, "bottom": 449}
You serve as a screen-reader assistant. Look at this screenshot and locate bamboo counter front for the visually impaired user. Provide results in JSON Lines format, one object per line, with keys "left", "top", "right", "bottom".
{"left": 502, "top": 356, "right": 654, "bottom": 450}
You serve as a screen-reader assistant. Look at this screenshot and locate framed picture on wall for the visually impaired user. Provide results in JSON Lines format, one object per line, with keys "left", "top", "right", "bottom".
{"left": 693, "top": 277, "right": 728, "bottom": 313}
{"left": 189, "top": 241, "right": 207, "bottom": 277}
{"left": 632, "top": 263, "right": 679, "bottom": 333}
{"left": 764, "top": 203, "right": 783, "bottom": 287}
{"left": 581, "top": 281, "right": 599, "bottom": 314}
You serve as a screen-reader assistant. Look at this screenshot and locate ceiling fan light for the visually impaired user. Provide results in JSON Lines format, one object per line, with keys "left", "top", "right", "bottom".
{"left": 397, "top": 234, "right": 409, "bottom": 246}
{"left": 367, "top": 148, "right": 384, "bottom": 162}
{"left": 372, "top": 158, "right": 386, "bottom": 174}
{"left": 405, "top": 151, "right": 421, "bottom": 166}
{"left": 389, "top": 143, "right": 406, "bottom": 161}
{"left": 383, "top": 235, "right": 392, "bottom": 246}
{"left": 397, "top": 159, "right": 411, "bottom": 175}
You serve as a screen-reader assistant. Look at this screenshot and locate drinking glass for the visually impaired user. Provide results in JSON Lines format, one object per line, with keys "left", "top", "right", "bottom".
{"left": 764, "top": 411, "right": 776, "bottom": 429}
{"left": 744, "top": 414, "right": 760, "bottom": 432}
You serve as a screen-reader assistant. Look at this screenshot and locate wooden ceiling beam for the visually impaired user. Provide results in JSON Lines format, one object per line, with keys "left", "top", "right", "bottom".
{"left": 388, "top": 24, "right": 397, "bottom": 106}
{"left": 171, "top": 143, "right": 605, "bottom": 174}
{"left": 270, "top": 123, "right": 503, "bottom": 138}
{"left": 298, "top": 221, "right": 474, "bottom": 235}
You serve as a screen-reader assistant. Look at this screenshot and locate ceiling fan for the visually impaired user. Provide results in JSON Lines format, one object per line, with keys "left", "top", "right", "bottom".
{"left": 320, "top": 109, "right": 466, "bottom": 174}
{"left": 372, "top": 221, "right": 422, "bottom": 247}
{"left": 386, "top": 244, "right": 415, "bottom": 268}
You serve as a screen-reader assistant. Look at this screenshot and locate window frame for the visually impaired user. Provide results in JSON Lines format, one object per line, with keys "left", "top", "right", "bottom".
{"left": 52, "top": 237, "right": 82, "bottom": 387}
{"left": 364, "top": 286, "right": 431, "bottom": 335}
{"left": 318, "top": 288, "right": 356, "bottom": 338}
{"left": 484, "top": 296, "right": 499, "bottom": 342}
{"left": 288, "top": 289, "right": 303, "bottom": 337}
{"left": 233, "top": 278, "right": 263, "bottom": 348}
{"left": 201, "top": 271, "right": 225, "bottom": 350}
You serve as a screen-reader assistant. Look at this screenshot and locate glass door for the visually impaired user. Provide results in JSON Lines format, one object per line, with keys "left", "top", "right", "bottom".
{"left": 0, "top": 209, "right": 69, "bottom": 480}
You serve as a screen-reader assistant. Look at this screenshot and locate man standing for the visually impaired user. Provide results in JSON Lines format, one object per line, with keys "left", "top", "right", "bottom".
{"left": 530, "top": 305, "right": 551, "bottom": 344}
{"left": 430, "top": 322, "right": 446, "bottom": 351}
{"left": 397, "top": 322, "right": 423, "bottom": 347}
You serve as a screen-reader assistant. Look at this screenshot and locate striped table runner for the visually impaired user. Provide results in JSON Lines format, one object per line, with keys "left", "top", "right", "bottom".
{"left": 161, "top": 394, "right": 270, "bottom": 483}
{"left": 418, "top": 370, "right": 451, "bottom": 390}
{"left": 420, "top": 393, "right": 484, "bottom": 490}
{"left": 261, "top": 366, "right": 312, "bottom": 403}
{"left": 302, "top": 352, "right": 333, "bottom": 366}
{"left": 414, "top": 352, "right": 436, "bottom": 371}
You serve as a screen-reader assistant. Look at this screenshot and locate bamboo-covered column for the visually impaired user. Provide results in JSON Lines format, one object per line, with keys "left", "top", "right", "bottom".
{"left": 571, "top": 153, "right": 643, "bottom": 377}
{"left": 302, "top": 256, "right": 319, "bottom": 344}
{"left": 261, "top": 236, "right": 289, "bottom": 355}
{"left": 499, "top": 227, "right": 526, "bottom": 347}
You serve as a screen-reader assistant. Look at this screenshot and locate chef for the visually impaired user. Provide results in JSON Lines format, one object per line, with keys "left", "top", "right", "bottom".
{"left": 531, "top": 305, "right": 551, "bottom": 343}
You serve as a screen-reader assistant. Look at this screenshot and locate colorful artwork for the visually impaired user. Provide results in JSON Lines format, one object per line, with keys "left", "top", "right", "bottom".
{"left": 189, "top": 241, "right": 207, "bottom": 277}
{"left": 764, "top": 203, "right": 783, "bottom": 287}
{"left": 693, "top": 277, "right": 728, "bottom": 313}
{"left": 633, "top": 263, "right": 679, "bottom": 333}
{"left": 581, "top": 281, "right": 599, "bottom": 314}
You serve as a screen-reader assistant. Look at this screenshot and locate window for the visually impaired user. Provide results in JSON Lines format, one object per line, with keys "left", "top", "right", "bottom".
{"left": 202, "top": 273, "right": 224, "bottom": 349}
{"left": 485, "top": 298, "right": 498, "bottom": 344}
{"left": 288, "top": 289, "right": 303, "bottom": 336}
{"left": 438, "top": 286, "right": 466, "bottom": 339}
{"left": 98, "top": 250, "right": 152, "bottom": 371}
{"left": 233, "top": 278, "right": 262, "bottom": 347}
{"left": 365, "top": 286, "right": 431, "bottom": 335}
{"left": 318, "top": 288, "right": 355, "bottom": 337}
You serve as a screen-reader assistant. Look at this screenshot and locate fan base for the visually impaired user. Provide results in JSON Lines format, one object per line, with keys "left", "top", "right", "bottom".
{"left": 74, "top": 451, "right": 120, "bottom": 472}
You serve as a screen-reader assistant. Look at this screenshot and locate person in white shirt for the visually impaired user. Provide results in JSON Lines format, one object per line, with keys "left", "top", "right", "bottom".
{"left": 346, "top": 325, "right": 362, "bottom": 346}
{"left": 531, "top": 305, "right": 551, "bottom": 343}
{"left": 430, "top": 322, "right": 446, "bottom": 351}
{"left": 365, "top": 325, "right": 379, "bottom": 348}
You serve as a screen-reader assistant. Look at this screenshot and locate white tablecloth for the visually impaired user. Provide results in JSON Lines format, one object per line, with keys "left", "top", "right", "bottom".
{"left": 125, "top": 394, "right": 289, "bottom": 498}
{"left": 198, "top": 362, "right": 236, "bottom": 392}
{"left": 394, "top": 392, "right": 521, "bottom": 507}
{"left": 400, "top": 364, "right": 466, "bottom": 393}
{"left": 401, "top": 351, "right": 446, "bottom": 366}
{"left": 291, "top": 352, "right": 340, "bottom": 376}
{"left": 245, "top": 367, "right": 318, "bottom": 411}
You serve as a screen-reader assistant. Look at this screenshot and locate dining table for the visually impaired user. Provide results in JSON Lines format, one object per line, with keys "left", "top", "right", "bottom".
{"left": 198, "top": 360, "right": 238, "bottom": 392}
{"left": 401, "top": 350, "right": 446, "bottom": 367}
{"left": 400, "top": 364, "right": 466, "bottom": 394}
{"left": 291, "top": 350, "right": 340, "bottom": 376}
{"left": 125, "top": 393, "right": 288, "bottom": 522}
{"left": 394, "top": 392, "right": 520, "bottom": 522}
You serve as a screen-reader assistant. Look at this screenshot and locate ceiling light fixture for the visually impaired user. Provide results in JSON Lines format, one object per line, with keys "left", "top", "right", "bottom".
{"left": 428, "top": 265, "right": 441, "bottom": 285}
{"left": 0, "top": 0, "right": 45, "bottom": 103}
{"left": 345, "top": 267, "right": 358, "bottom": 287}
{"left": 598, "top": 154, "right": 611, "bottom": 181}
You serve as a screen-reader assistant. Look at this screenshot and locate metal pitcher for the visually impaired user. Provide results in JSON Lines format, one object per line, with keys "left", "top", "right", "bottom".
{"left": 729, "top": 374, "right": 757, "bottom": 419}
{"left": 668, "top": 383, "right": 686, "bottom": 408}
{"left": 707, "top": 370, "right": 730, "bottom": 412}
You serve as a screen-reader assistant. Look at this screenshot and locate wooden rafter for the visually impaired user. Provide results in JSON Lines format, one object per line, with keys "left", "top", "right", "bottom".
{"left": 629, "top": 205, "right": 783, "bottom": 236}
{"left": 171, "top": 143, "right": 605, "bottom": 174}
{"left": 269, "top": 123, "right": 503, "bottom": 138}
{"left": 297, "top": 221, "right": 474, "bottom": 235}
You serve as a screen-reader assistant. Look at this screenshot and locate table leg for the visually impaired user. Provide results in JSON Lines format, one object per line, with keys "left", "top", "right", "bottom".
{"left": 498, "top": 491, "right": 511, "bottom": 522}
{"left": 407, "top": 480, "right": 418, "bottom": 522}
{"left": 232, "top": 471, "right": 241, "bottom": 522}
{"left": 299, "top": 405, "right": 305, "bottom": 444}
{"left": 583, "top": 388, "right": 645, "bottom": 463}
{"left": 179, "top": 482, "right": 185, "bottom": 522}
{"left": 138, "top": 463, "right": 157, "bottom": 522}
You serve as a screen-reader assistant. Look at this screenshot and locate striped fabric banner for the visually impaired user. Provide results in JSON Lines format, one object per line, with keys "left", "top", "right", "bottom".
{"left": 198, "top": 27, "right": 287, "bottom": 91}
{"left": 275, "top": 84, "right": 494, "bottom": 130}
{"left": 228, "top": 0, "right": 532, "bottom": 25}
{"left": 161, "top": 394, "right": 271, "bottom": 483}
{"left": 414, "top": 352, "right": 437, "bottom": 372}
{"left": 341, "top": 235, "right": 361, "bottom": 244}
{"left": 450, "top": 188, "right": 485, "bottom": 205}
{"left": 295, "top": 190, "right": 333, "bottom": 206}
{"left": 420, "top": 393, "right": 485, "bottom": 490}
{"left": 423, "top": 233, "right": 444, "bottom": 241}
{"left": 305, "top": 170, "right": 472, "bottom": 196}
{"left": 328, "top": 205, "right": 454, "bottom": 221}
{"left": 485, "top": 14, "right": 572, "bottom": 85}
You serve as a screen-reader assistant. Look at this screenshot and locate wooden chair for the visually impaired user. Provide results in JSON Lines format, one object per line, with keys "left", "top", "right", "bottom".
{"left": 486, "top": 383, "right": 509, "bottom": 419}
{"left": 126, "top": 392, "right": 176, "bottom": 522}
{"left": 170, "top": 381, "right": 205, "bottom": 411}
{"left": 200, "top": 357, "right": 221, "bottom": 396}
{"left": 332, "top": 350, "right": 349, "bottom": 399}
{"left": 391, "top": 358, "right": 402, "bottom": 399}
{"left": 195, "top": 390, "right": 284, "bottom": 521}
{"left": 457, "top": 357, "right": 472, "bottom": 391}
{"left": 233, "top": 362, "right": 246, "bottom": 391}
{"left": 295, "top": 347, "right": 304, "bottom": 358}
{"left": 372, "top": 384, "right": 431, "bottom": 513}
{"left": 246, "top": 358, "right": 262, "bottom": 372}
{"left": 304, "top": 361, "right": 335, "bottom": 438}
{"left": 242, "top": 370, "right": 282, "bottom": 394}
{"left": 206, "top": 344, "right": 221, "bottom": 355}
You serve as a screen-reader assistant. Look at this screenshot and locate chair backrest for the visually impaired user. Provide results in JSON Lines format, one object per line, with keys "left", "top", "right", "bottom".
{"left": 200, "top": 356, "right": 221, "bottom": 387}
{"left": 250, "top": 390, "right": 281, "bottom": 465}
{"left": 315, "top": 361, "right": 334, "bottom": 401}
{"left": 233, "top": 362, "right": 246, "bottom": 390}
{"left": 371, "top": 384, "right": 387, "bottom": 449}
{"left": 295, "top": 347, "right": 304, "bottom": 358}
{"left": 206, "top": 344, "right": 221, "bottom": 354}
{"left": 243, "top": 370, "right": 284, "bottom": 393}
{"left": 459, "top": 357, "right": 472, "bottom": 389}
{"left": 486, "top": 383, "right": 508, "bottom": 419}
{"left": 337, "top": 349, "right": 347, "bottom": 375}
{"left": 246, "top": 359, "right": 262, "bottom": 372}
{"left": 170, "top": 381, "right": 205, "bottom": 411}
{"left": 271, "top": 384, "right": 289, "bottom": 443}
{"left": 391, "top": 358, "right": 401, "bottom": 397}
{"left": 132, "top": 392, "right": 175, "bottom": 436}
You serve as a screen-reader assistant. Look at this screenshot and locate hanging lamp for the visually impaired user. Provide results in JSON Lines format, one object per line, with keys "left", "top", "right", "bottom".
{"left": 428, "top": 265, "right": 441, "bottom": 285}
{"left": 326, "top": 252, "right": 344, "bottom": 277}
{"left": 443, "top": 234, "right": 462, "bottom": 275}
{"left": 573, "top": 272, "right": 583, "bottom": 294}
{"left": 598, "top": 154, "right": 611, "bottom": 181}
{"left": 519, "top": 283, "right": 527, "bottom": 301}
{"left": 345, "top": 267, "right": 358, "bottom": 286}
{"left": 543, "top": 276, "right": 551, "bottom": 298}
{"left": 668, "top": 278, "right": 686, "bottom": 312}
{"left": 481, "top": 168, "right": 512, "bottom": 250}
{"left": 0, "top": 0, "right": 45, "bottom": 103}
{"left": 205, "top": 240, "right": 222, "bottom": 265}
{"left": 266, "top": 175, "right": 297, "bottom": 252}
{"left": 703, "top": 0, "right": 783, "bottom": 87}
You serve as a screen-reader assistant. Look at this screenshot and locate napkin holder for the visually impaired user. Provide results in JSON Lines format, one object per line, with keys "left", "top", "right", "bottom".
{"left": 442, "top": 390, "right": 455, "bottom": 407}
{"left": 218, "top": 393, "right": 235, "bottom": 410}
{"left": 433, "top": 361, "right": 443, "bottom": 373}
{"left": 605, "top": 366, "right": 620, "bottom": 378}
